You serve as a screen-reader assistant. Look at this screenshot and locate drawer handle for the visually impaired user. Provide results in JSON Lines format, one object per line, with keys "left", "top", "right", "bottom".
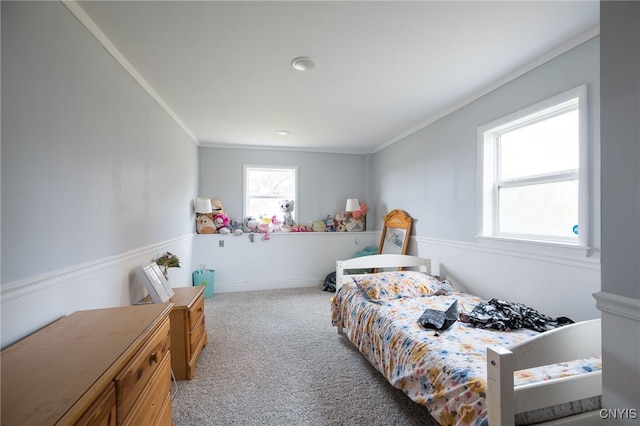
{"left": 150, "top": 351, "right": 160, "bottom": 364}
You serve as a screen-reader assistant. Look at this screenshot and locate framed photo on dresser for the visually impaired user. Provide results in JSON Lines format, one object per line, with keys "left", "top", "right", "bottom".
{"left": 136, "top": 263, "right": 174, "bottom": 303}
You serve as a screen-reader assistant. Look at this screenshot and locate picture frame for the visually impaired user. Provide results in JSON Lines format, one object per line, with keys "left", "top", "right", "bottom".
{"left": 136, "top": 263, "right": 174, "bottom": 303}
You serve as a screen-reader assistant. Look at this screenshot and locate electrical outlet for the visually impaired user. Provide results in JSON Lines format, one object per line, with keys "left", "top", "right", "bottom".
{"left": 219, "top": 240, "right": 224, "bottom": 248}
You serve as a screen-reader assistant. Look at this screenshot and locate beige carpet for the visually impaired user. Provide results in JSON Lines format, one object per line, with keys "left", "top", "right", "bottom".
{"left": 171, "top": 286, "right": 440, "bottom": 426}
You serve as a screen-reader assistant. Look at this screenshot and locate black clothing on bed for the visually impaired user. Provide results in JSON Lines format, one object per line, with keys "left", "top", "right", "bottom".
{"left": 461, "top": 298, "right": 574, "bottom": 332}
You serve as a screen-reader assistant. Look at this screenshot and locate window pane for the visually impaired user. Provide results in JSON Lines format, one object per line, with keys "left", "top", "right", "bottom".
{"left": 498, "top": 180, "right": 578, "bottom": 238}
{"left": 245, "top": 166, "right": 296, "bottom": 221}
{"left": 499, "top": 108, "right": 579, "bottom": 180}
{"left": 248, "top": 198, "right": 283, "bottom": 219}
{"left": 247, "top": 169, "right": 295, "bottom": 197}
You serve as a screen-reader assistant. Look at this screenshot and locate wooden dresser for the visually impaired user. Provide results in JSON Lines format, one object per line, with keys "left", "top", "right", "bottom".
{"left": 1, "top": 303, "right": 173, "bottom": 425}
{"left": 168, "top": 286, "right": 208, "bottom": 380}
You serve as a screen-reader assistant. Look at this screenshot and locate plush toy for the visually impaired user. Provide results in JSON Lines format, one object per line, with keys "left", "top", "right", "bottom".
{"left": 213, "top": 213, "right": 230, "bottom": 235}
{"left": 312, "top": 220, "right": 326, "bottom": 232}
{"left": 280, "top": 200, "right": 295, "bottom": 226}
{"left": 324, "top": 215, "right": 336, "bottom": 232}
{"left": 244, "top": 216, "right": 259, "bottom": 233}
{"left": 257, "top": 220, "right": 271, "bottom": 240}
{"left": 211, "top": 197, "right": 225, "bottom": 216}
{"left": 352, "top": 202, "right": 368, "bottom": 219}
{"left": 229, "top": 219, "right": 244, "bottom": 236}
{"left": 346, "top": 202, "right": 367, "bottom": 231}
{"left": 335, "top": 211, "right": 348, "bottom": 232}
{"left": 196, "top": 214, "right": 216, "bottom": 234}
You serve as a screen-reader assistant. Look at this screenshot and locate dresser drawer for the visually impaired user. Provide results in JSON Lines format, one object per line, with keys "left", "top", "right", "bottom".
{"left": 187, "top": 329, "right": 207, "bottom": 380}
{"left": 188, "top": 293, "right": 205, "bottom": 330}
{"left": 155, "top": 388, "right": 173, "bottom": 426}
{"left": 115, "top": 316, "right": 171, "bottom": 421}
{"left": 74, "top": 382, "right": 116, "bottom": 426}
{"left": 122, "top": 352, "right": 172, "bottom": 426}
{"left": 189, "top": 312, "right": 206, "bottom": 356}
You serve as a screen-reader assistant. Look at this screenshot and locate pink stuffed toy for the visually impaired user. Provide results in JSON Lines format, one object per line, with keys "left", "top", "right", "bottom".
{"left": 352, "top": 202, "right": 367, "bottom": 219}
{"left": 213, "top": 213, "right": 230, "bottom": 235}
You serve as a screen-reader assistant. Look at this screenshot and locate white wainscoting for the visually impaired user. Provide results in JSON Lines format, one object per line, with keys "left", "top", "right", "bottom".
{"left": 191, "top": 232, "right": 377, "bottom": 293}
{"left": 1, "top": 234, "right": 194, "bottom": 348}
{"left": 410, "top": 236, "right": 602, "bottom": 321}
{"left": 594, "top": 291, "right": 640, "bottom": 420}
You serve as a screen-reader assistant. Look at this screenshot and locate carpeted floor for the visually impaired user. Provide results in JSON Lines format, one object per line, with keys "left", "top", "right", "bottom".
{"left": 171, "top": 287, "right": 440, "bottom": 426}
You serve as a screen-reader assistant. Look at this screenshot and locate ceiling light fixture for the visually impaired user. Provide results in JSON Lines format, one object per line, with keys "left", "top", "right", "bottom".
{"left": 291, "top": 56, "right": 317, "bottom": 72}
{"left": 276, "top": 130, "right": 290, "bottom": 136}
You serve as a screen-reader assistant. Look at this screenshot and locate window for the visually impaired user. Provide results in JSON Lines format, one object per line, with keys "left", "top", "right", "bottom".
{"left": 478, "top": 85, "right": 588, "bottom": 246}
{"left": 244, "top": 165, "right": 298, "bottom": 222}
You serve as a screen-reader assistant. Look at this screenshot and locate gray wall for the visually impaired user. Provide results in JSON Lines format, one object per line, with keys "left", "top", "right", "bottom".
{"left": 368, "top": 37, "right": 601, "bottom": 322}
{"left": 1, "top": 1, "right": 199, "bottom": 346}
{"left": 1, "top": 2, "right": 198, "bottom": 282}
{"left": 371, "top": 37, "right": 600, "bottom": 250}
{"left": 599, "top": 1, "right": 640, "bottom": 417}
{"left": 198, "top": 147, "right": 368, "bottom": 227}
{"left": 600, "top": 2, "right": 640, "bottom": 301}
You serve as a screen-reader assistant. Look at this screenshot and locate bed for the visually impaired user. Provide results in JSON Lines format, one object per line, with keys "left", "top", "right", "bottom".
{"left": 331, "top": 254, "right": 602, "bottom": 426}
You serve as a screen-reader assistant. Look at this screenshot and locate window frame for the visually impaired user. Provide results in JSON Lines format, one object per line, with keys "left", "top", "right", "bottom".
{"left": 477, "top": 85, "right": 589, "bottom": 248}
{"left": 243, "top": 164, "right": 298, "bottom": 222}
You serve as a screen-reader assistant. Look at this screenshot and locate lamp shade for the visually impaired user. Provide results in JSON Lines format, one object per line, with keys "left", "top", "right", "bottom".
{"left": 345, "top": 198, "right": 360, "bottom": 212}
{"left": 195, "top": 197, "right": 213, "bottom": 214}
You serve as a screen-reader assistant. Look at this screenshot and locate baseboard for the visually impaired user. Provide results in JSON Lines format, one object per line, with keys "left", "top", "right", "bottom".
{"left": 213, "top": 279, "right": 323, "bottom": 294}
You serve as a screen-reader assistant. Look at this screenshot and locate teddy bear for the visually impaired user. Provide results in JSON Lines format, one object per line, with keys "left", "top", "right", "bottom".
{"left": 196, "top": 214, "right": 216, "bottom": 234}
{"left": 280, "top": 200, "right": 295, "bottom": 226}
{"left": 211, "top": 197, "right": 225, "bottom": 216}
{"left": 213, "top": 213, "right": 230, "bottom": 235}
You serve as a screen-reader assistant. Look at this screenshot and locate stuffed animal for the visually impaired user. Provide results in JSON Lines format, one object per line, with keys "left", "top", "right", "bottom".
{"left": 229, "top": 219, "right": 244, "bottom": 236}
{"left": 324, "top": 215, "right": 336, "bottom": 232}
{"left": 352, "top": 202, "right": 367, "bottom": 219}
{"left": 196, "top": 214, "right": 216, "bottom": 234}
{"left": 257, "top": 220, "right": 271, "bottom": 240}
{"left": 335, "top": 211, "right": 348, "bottom": 232}
{"left": 244, "top": 217, "right": 259, "bottom": 233}
{"left": 280, "top": 200, "right": 295, "bottom": 226}
{"left": 211, "top": 198, "right": 225, "bottom": 216}
{"left": 213, "top": 213, "right": 230, "bottom": 235}
{"left": 312, "top": 220, "right": 326, "bottom": 232}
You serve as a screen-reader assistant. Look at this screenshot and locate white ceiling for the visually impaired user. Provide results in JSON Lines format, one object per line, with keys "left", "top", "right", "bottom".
{"left": 73, "top": 1, "right": 599, "bottom": 154}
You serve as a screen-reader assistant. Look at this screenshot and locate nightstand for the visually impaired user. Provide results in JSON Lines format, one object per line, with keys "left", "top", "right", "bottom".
{"left": 167, "top": 286, "right": 208, "bottom": 380}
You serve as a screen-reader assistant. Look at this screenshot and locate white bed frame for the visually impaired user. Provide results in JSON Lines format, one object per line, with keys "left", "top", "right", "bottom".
{"left": 335, "top": 254, "right": 602, "bottom": 426}
{"left": 336, "top": 253, "right": 432, "bottom": 292}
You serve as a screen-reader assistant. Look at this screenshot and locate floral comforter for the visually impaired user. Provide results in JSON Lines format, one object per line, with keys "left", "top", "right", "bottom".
{"left": 331, "top": 281, "right": 601, "bottom": 426}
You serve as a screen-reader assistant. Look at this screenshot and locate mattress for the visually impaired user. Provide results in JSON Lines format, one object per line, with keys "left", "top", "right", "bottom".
{"left": 331, "top": 280, "right": 601, "bottom": 425}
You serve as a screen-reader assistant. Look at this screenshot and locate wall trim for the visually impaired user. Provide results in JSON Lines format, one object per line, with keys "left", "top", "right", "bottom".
{"left": 413, "top": 235, "right": 600, "bottom": 271}
{"left": 593, "top": 291, "right": 640, "bottom": 322}
{"left": 1, "top": 234, "right": 194, "bottom": 303}
{"left": 61, "top": 0, "right": 198, "bottom": 145}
